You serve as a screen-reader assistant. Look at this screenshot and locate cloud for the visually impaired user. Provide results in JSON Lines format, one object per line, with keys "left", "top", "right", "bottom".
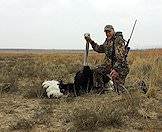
{"left": 0, "top": 0, "right": 161, "bottom": 49}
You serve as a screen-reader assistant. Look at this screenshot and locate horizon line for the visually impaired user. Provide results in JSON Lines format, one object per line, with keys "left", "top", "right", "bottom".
{"left": 0, "top": 47, "right": 162, "bottom": 50}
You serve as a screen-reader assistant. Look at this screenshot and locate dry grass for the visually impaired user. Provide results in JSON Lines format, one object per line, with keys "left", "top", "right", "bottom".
{"left": 0, "top": 49, "right": 161, "bottom": 131}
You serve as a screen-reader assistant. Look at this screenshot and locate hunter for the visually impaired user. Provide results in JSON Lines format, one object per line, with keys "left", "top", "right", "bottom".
{"left": 84, "top": 25, "right": 129, "bottom": 92}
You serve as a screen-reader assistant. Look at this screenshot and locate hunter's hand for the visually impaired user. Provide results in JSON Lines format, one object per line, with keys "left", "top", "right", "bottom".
{"left": 84, "top": 33, "right": 91, "bottom": 43}
{"left": 84, "top": 36, "right": 92, "bottom": 43}
{"left": 110, "top": 69, "right": 119, "bottom": 80}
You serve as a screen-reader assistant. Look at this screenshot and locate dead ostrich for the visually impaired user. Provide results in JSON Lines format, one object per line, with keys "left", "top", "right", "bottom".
{"left": 42, "top": 33, "right": 114, "bottom": 97}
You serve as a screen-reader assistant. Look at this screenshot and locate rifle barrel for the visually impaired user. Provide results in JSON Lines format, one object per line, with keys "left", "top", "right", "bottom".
{"left": 129, "top": 20, "right": 137, "bottom": 40}
{"left": 126, "top": 20, "right": 137, "bottom": 47}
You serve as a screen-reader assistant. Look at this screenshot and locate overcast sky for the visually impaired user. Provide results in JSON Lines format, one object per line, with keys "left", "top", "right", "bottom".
{"left": 0, "top": 0, "right": 161, "bottom": 49}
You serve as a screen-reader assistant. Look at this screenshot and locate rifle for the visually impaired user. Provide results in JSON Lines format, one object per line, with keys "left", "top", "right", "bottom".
{"left": 125, "top": 20, "right": 137, "bottom": 58}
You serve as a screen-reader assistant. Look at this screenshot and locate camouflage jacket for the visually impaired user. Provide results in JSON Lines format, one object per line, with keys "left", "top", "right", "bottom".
{"left": 90, "top": 32, "right": 128, "bottom": 73}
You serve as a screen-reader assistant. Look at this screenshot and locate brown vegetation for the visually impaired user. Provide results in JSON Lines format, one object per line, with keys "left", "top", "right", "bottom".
{"left": 0, "top": 49, "right": 161, "bottom": 131}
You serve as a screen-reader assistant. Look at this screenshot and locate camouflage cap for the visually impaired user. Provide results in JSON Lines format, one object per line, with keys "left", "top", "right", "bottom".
{"left": 104, "top": 25, "right": 114, "bottom": 32}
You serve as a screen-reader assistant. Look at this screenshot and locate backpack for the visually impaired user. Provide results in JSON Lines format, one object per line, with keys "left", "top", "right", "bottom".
{"left": 115, "top": 31, "right": 130, "bottom": 59}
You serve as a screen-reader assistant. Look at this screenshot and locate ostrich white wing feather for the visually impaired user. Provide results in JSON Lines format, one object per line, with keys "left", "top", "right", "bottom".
{"left": 42, "top": 80, "right": 63, "bottom": 98}
{"left": 46, "top": 85, "right": 60, "bottom": 93}
{"left": 42, "top": 80, "right": 59, "bottom": 88}
{"left": 47, "top": 90, "right": 53, "bottom": 98}
{"left": 47, "top": 90, "right": 63, "bottom": 98}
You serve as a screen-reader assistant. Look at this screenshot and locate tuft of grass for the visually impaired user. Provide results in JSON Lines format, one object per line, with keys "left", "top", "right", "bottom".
{"left": 10, "top": 118, "right": 33, "bottom": 131}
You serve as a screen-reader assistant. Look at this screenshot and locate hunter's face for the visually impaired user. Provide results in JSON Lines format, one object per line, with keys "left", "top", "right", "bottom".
{"left": 105, "top": 29, "right": 114, "bottom": 40}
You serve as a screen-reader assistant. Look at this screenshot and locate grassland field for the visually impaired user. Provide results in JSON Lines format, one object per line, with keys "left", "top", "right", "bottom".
{"left": 0, "top": 49, "right": 161, "bottom": 132}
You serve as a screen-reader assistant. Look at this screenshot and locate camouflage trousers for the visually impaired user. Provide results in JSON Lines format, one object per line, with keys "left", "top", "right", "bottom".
{"left": 93, "top": 64, "right": 129, "bottom": 88}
